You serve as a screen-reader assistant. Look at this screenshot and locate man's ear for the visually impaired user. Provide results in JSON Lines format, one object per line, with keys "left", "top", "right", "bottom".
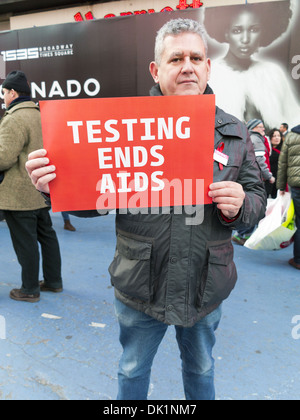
{"left": 149, "top": 61, "right": 159, "bottom": 83}
{"left": 207, "top": 58, "right": 211, "bottom": 81}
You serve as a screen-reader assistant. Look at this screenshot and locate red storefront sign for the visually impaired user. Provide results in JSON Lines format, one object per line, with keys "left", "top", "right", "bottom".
{"left": 103, "top": 1, "right": 203, "bottom": 19}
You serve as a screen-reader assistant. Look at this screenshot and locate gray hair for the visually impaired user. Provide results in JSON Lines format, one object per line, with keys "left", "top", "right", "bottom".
{"left": 154, "top": 18, "right": 208, "bottom": 65}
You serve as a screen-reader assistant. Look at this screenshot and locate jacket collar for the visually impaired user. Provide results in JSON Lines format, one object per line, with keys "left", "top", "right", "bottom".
{"left": 5, "top": 100, "right": 39, "bottom": 115}
{"left": 7, "top": 96, "right": 31, "bottom": 111}
{"left": 150, "top": 83, "right": 242, "bottom": 139}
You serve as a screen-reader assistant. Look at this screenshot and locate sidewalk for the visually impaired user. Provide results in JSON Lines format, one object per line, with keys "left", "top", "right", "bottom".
{"left": 0, "top": 211, "right": 299, "bottom": 400}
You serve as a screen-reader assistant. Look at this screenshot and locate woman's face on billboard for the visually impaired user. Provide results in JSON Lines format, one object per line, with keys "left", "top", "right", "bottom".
{"left": 225, "top": 10, "right": 261, "bottom": 62}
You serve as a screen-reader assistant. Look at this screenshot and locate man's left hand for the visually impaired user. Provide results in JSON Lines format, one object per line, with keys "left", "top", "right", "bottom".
{"left": 208, "top": 181, "right": 245, "bottom": 219}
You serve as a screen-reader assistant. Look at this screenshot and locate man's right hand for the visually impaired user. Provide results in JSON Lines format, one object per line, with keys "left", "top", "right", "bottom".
{"left": 26, "top": 149, "right": 56, "bottom": 194}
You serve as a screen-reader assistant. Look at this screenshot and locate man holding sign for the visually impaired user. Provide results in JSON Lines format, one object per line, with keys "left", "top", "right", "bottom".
{"left": 26, "top": 19, "right": 266, "bottom": 400}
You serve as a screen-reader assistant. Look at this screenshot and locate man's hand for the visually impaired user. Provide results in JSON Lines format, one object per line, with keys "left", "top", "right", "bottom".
{"left": 269, "top": 176, "right": 276, "bottom": 184}
{"left": 208, "top": 181, "right": 245, "bottom": 219}
{"left": 25, "top": 149, "right": 56, "bottom": 194}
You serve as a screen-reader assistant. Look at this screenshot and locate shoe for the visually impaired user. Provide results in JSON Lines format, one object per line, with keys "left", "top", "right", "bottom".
{"left": 64, "top": 221, "right": 76, "bottom": 231}
{"left": 232, "top": 235, "right": 246, "bottom": 246}
{"left": 39, "top": 281, "right": 63, "bottom": 293}
{"left": 10, "top": 288, "right": 40, "bottom": 303}
{"left": 289, "top": 259, "right": 300, "bottom": 270}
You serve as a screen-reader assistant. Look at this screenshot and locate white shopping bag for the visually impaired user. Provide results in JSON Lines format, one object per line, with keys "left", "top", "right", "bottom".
{"left": 244, "top": 192, "right": 297, "bottom": 251}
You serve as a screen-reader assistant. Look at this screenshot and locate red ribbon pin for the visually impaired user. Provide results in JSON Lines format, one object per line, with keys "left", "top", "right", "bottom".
{"left": 216, "top": 142, "right": 225, "bottom": 170}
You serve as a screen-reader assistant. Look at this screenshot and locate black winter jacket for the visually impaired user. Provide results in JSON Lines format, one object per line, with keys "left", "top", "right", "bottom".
{"left": 68, "top": 85, "right": 267, "bottom": 327}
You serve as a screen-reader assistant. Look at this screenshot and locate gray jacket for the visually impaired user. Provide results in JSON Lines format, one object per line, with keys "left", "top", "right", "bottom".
{"left": 67, "top": 85, "right": 267, "bottom": 327}
{"left": 249, "top": 130, "right": 272, "bottom": 181}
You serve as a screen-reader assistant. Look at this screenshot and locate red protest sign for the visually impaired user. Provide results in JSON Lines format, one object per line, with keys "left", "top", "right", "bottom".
{"left": 40, "top": 95, "right": 215, "bottom": 212}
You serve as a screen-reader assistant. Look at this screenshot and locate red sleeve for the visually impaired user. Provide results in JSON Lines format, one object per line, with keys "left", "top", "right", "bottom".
{"left": 220, "top": 209, "right": 241, "bottom": 223}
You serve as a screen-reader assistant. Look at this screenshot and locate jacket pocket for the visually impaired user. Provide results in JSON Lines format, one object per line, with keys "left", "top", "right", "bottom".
{"left": 199, "top": 241, "right": 237, "bottom": 309}
{"left": 109, "top": 232, "right": 153, "bottom": 302}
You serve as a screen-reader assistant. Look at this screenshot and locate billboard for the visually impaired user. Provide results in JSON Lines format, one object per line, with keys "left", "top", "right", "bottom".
{"left": 1, "top": 1, "right": 299, "bottom": 131}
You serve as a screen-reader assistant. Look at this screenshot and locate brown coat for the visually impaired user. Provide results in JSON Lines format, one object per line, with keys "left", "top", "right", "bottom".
{"left": 0, "top": 101, "right": 48, "bottom": 210}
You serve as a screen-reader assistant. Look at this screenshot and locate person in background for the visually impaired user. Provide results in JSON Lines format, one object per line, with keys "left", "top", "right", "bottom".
{"left": 246, "top": 120, "right": 275, "bottom": 186}
{"left": 62, "top": 212, "right": 76, "bottom": 231}
{"left": 279, "top": 123, "right": 289, "bottom": 141}
{"left": 277, "top": 124, "right": 300, "bottom": 270}
{"left": 0, "top": 70, "right": 63, "bottom": 302}
{"left": 266, "top": 128, "right": 283, "bottom": 198}
{"left": 232, "top": 119, "right": 274, "bottom": 245}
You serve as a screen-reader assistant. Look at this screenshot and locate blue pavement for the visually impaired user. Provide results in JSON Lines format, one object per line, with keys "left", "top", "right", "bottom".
{"left": 0, "top": 211, "right": 299, "bottom": 400}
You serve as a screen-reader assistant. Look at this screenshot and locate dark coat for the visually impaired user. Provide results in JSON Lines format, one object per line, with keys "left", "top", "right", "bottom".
{"left": 107, "top": 85, "right": 266, "bottom": 327}
{"left": 65, "top": 85, "right": 266, "bottom": 327}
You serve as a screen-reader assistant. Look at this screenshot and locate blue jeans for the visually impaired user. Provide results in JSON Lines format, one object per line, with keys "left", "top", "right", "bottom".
{"left": 61, "top": 212, "right": 70, "bottom": 222}
{"left": 237, "top": 226, "right": 255, "bottom": 238}
{"left": 291, "top": 187, "right": 300, "bottom": 264}
{"left": 114, "top": 298, "right": 222, "bottom": 400}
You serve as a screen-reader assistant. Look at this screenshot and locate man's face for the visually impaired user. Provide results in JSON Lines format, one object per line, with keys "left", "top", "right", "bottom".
{"left": 279, "top": 124, "right": 286, "bottom": 133}
{"left": 150, "top": 32, "right": 211, "bottom": 96}
{"left": 253, "top": 123, "right": 265, "bottom": 137}
{"left": 2, "top": 88, "right": 14, "bottom": 108}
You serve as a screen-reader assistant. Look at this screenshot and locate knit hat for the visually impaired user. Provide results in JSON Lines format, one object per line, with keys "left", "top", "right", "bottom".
{"left": 247, "top": 119, "right": 263, "bottom": 131}
{"left": 2, "top": 70, "right": 31, "bottom": 95}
